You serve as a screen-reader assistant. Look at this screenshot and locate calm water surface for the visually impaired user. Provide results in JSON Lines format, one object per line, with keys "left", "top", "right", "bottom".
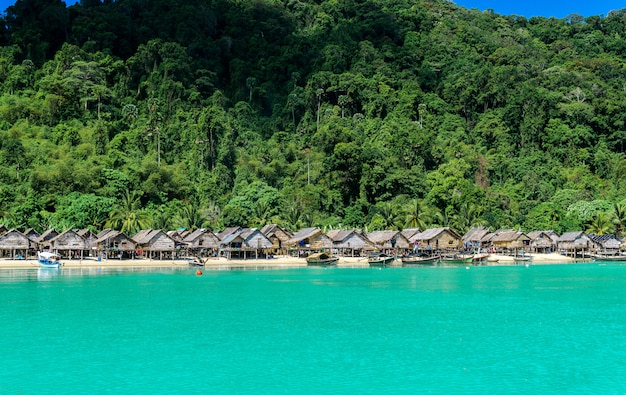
{"left": 1, "top": 264, "right": 626, "bottom": 394}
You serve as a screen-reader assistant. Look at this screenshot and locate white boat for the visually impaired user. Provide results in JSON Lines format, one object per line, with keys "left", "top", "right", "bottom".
{"left": 37, "top": 251, "right": 62, "bottom": 268}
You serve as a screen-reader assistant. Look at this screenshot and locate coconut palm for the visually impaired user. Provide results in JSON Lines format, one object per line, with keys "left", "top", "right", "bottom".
{"left": 175, "top": 203, "right": 209, "bottom": 231}
{"left": 372, "top": 202, "right": 401, "bottom": 230}
{"left": 612, "top": 202, "right": 626, "bottom": 236}
{"left": 585, "top": 212, "right": 613, "bottom": 235}
{"left": 404, "top": 198, "right": 429, "bottom": 230}
{"left": 106, "top": 190, "right": 150, "bottom": 234}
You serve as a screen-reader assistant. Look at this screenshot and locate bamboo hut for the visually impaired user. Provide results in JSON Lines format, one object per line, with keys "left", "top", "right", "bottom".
{"left": 366, "top": 230, "right": 411, "bottom": 254}
{"left": 182, "top": 228, "right": 220, "bottom": 256}
{"left": 35, "top": 229, "right": 59, "bottom": 251}
{"left": 23, "top": 228, "right": 40, "bottom": 243}
{"left": 49, "top": 230, "right": 87, "bottom": 259}
{"left": 462, "top": 226, "right": 490, "bottom": 252}
{"left": 261, "top": 224, "right": 293, "bottom": 256}
{"left": 94, "top": 230, "right": 137, "bottom": 259}
{"left": 133, "top": 229, "right": 177, "bottom": 260}
{"left": 220, "top": 228, "right": 273, "bottom": 260}
{"left": 401, "top": 228, "right": 421, "bottom": 242}
{"left": 0, "top": 229, "right": 32, "bottom": 259}
{"left": 557, "top": 231, "right": 596, "bottom": 258}
{"left": 76, "top": 229, "right": 98, "bottom": 256}
{"left": 488, "top": 230, "right": 531, "bottom": 253}
{"left": 410, "top": 227, "right": 462, "bottom": 254}
{"left": 527, "top": 231, "right": 559, "bottom": 253}
{"left": 588, "top": 234, "right": 621, "bottom": 256}
{"left": 286, "top": 227, "right": 333, "bottom": 257}
{"left": 216, "top": 227, "right": 242, "bottom": 241}
{"left": 325, "top": 229, "right": 374, "bottom": 257}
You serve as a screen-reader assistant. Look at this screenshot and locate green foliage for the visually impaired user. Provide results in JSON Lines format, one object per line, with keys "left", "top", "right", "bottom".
{"left": 0, "top": 0, "right": 624, "bottom": 233}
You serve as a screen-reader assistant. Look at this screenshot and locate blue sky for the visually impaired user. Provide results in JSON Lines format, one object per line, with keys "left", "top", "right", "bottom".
{"left": 0, "top": 0, "right": 623, "bottom": 19}
{"left": 454, "top": 0, "right": 625, "bottom": 18}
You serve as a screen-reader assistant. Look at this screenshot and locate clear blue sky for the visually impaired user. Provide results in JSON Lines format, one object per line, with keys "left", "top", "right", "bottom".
{"left": 0, "top": 0, "right": 623, "bottom": 19}
{"left": 455, "top": 0, "right": 625, "bottom": 18}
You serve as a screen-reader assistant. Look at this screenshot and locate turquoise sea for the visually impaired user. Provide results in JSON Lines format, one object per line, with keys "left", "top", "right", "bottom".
{"left": 1, "top": 263, "right": 626, "bottom": 394}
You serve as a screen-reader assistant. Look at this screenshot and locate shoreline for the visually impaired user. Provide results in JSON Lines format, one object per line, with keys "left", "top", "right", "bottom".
{"left": 0, "top": 253, "right": 594, "bottom": 270}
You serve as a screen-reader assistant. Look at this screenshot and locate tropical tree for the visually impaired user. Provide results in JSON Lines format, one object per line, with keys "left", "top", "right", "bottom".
{"left": 404, "top": 198, "right": 429, "bottom": 230}
{"left": 612, "top": 202, "right": 626, "bottom": 236}
{"left": 106, "top": 191, "right": 150, "bottom": 235}
{"left": 585, "top": 212, "right": 613, "bottom": 235}
{"left": 175, "top": 203, "right": 209, "bottom": 231}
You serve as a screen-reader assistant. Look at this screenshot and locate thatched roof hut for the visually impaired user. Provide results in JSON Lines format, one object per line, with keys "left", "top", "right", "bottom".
{"left": 410, "top": 227, "right": 462, "bottom": 252}
{"left": 183, "top": 228, "right": 220, "bottom": 250}
{"left": 367, "top": 230, "right": 411, "bottom": 250}
{"left": 36, "top": 229, "right": 59, "bottom": 249}
{"left": 557, "top": 231, "right": 595, "bottom": 254}
{"left": 588, "top": 234, "right": 621, "bottom": 254}
{"left": 133, "top": 229, "right": 176, "bottom": 259}
{"left": 216, "top": 227, "right": 242, "bottom": 240}
{"left": 401, "top": 228, "right": 421, "bottom": 241}
{"left": 326, "top": 229, "right": 373, "bottom": 256}
{"left": 527, "top": 231, "right": 559, "bottom": 253}
{"left": 462, "top": 226, "right": 490, "bottom": 247}
{"left": 286, "top": 227, "right": 333, "bottom": 253}
{"left": 261, "top": 224, "right": 293, "bottom": 253}
{"left": 220, "top": 228, "right": 273, "bottom": 259}
{"left": 0, "top": 229, "right": 32, "bottom": 258}
{"left": 94, "top": 229, "right": 137, "bottom": 252}
{"left": 488, "top": 230, "right": 531, "bottom": 251}
{"left": 23, "top": 228, "right": 40, "bottom": 243}
{"left": 49, "top": 230, "right": 87, "bottom": 259}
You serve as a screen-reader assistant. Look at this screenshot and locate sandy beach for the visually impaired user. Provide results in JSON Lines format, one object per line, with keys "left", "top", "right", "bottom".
{"left": 0, "top": 252, "right": 586, "bottom": 270}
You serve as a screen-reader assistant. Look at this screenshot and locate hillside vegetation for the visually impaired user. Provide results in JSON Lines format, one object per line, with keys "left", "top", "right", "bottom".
{"left": 0, "top": 0, "right": 625, "bottom": 235}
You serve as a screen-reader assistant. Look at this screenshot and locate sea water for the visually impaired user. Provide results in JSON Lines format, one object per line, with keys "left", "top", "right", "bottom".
{"left": 1, "top": 264, "right": 626, "bottom": 394}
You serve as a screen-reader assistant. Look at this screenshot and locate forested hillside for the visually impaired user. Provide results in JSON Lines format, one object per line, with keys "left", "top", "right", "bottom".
{"left": 0, "top": 0, "right": 625, "bottom": 235}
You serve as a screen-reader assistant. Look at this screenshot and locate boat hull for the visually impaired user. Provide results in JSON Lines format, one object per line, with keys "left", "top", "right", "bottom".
{"left": 401, "top": 257, "right": 439, "bottom": 266}
{"left": 368, "top": 257, "right": 396, "bottom": 266}
{"left": 307, "top": 258, "right": 339, "bottom": 266}
{"left": 38, "top": 260, "right": 61, "bottom": 268}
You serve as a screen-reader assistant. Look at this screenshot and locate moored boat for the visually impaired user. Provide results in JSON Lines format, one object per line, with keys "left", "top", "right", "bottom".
{"left": 590, "top": 254, "right": 626, "bottom": 262}
{"left": 306, "top": 252, "right": 339, "bottom": 266}
{"left": 472, "top": 253, "right": 489, "bottom": 264}
{"left": 439, "top": 254, "right": 473, "bottom": 265}
{"left": 37, "top": 251, "right": 62, "bottom": 268}
{"left": 401, "top": 253, "right": 440, "bottom": 266}
{"left": 368, "top": 252, "right": 396, "bottom": 266}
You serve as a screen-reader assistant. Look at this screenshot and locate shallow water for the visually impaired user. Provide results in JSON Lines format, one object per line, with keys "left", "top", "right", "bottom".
{"left": 1, "top": 264, "right": 625, "bottom": 394}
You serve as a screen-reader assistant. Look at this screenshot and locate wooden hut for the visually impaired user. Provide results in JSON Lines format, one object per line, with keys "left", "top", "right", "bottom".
{"left": 0, "top": 229, "right": 32, "bottom": 259}
{"left": 557, "top": 231, "right": 596, "bottom": 258}
{"left": 527, "top": 231, "right": 559, "bottom": 253}
{"left": 220, "top": 228, "right": 273, "bottom": 260}
{"left": 36, "top": 229, "right": 59, "bottom": 251}
{"left": 588, "top": 234, "right": 621, "bottom": 256}
{"left": 326, "top": 229, "right": 373, "bottom": 257}
{"left": 133, "top": 229, "right": 177, "bottom": 260}
{"left": 401, "top": 228, "right": 421, "bottom": 242}
{"left": 23, "top": 228, "right": 40, "bottom": 243}
{"left": 366, "top": 230, "right": 411, "bottom": 254}
{"left": 182, "top": 228, "right": 220, "bottom": 256}
{"left": 216, "top": 227, "right": 242, "bottom": 241}
{"left": 286, "top": 227, "right": 333, "bottom": 257}
{"left": 261, "top": 224, "right": 293, "bottom": 256}
{"left": 49, "top": 230, "right": 87, "bottom": 259}
{"left": 462, "top": 226, "right": 490, "bottom": 251}
{"left": 410, "top": 227, "right": 462, "bottom": 254}
{"left": 487, "top": 230, "right": 531, "bottom": 253}
{"left": 76, "top": 229, "right": 98, "bottom": 256}
{"left": 94, "top": 230, "right": 137, "bottom": 259}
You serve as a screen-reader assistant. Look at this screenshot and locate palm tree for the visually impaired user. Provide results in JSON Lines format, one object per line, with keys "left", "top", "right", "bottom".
{"left": 612, "top": 202, "right": 626, "bottom": 236}
{"left": 585, "top": 212, "right": 613, "bottom": 235}
{"left": 404, "top": 199, "right": 429, "bottom": 230}
{"left": 175, "top": 203, "right": 208, "bottom": 231}
{"left": 372, "top": 202, "right": 401, "bottom": 230}
{"left": 251, "top": 200, "right": 271, "bottom": 227}
{"left": 106, "top": 190, "right": 150, "bottom": 234}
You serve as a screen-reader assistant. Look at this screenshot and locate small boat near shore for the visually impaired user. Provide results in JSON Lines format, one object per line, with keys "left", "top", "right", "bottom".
{"left": 37, "top": 251, "right": 62, "bottom": 268}
{"left": 472, "top": 253, "right": 489, "bottom": 264}
{"left": 368, "top": 252, "right": 396, "bottom": 266}
{"left": 306, "top": 252, "right": 339, "bottom": 266}
{"left": 439, "top": 254, "right": 473, "bottom": 265}
{"left": 401, "top": 253, "right": 440, "bottom": 266}
{"left": 590, "top": 254, "right": 626, "bottom": 262}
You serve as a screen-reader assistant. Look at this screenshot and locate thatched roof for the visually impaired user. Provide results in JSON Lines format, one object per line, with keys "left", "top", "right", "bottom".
{"left": 36, "top": 228, "right": 58, "bottom": 243}
{"left": 216, "top": 227, "right": 242, "bottom": 240}
{"left": 558, "top": 231, "right": 586, "bottom": 242}
{"left": 367, "top": 230, "right": 401, "bottom": 244}
{"left": 489, "top": 230, "right": 530, "bottom": 243}
{"left": 411, "top": 227, "right": 462, "bottom": 242}
{"left": 463, "top": 226, "right": 490, "bottom": 243}
{"left": 261, "top": 224, "right": 292, "bottom": 239}
{"left": 401, "top": 228, "right": 421, "bottom": 240}
{"left": 288, "top": 227, "right": 323, "bottom": 244}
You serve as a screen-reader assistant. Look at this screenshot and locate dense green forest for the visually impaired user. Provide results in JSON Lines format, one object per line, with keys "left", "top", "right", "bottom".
{"left": 0, "top": 0, "right": 625, "bottom": 236}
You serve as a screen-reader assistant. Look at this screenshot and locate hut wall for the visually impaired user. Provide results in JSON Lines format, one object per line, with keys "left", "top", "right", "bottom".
{"left": 53, "top": 234, "right": 86, "bottom": 250}
{"left": 145, "top": 233, "right": 175, "bottom": 251}
{"left": 244, "top": 233, "right": 273, "bottom": 249}
{"left": 334, "top": 234, "right": 369, "bottom": 250}
{"left": 0, "top": 232, "right": 30, "bottom": 250}
{"left": 309, "top": 234, "right": 333, "bottom": 250}
{"left": 190, "top": 234, "right": 219, "bottom": 249}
